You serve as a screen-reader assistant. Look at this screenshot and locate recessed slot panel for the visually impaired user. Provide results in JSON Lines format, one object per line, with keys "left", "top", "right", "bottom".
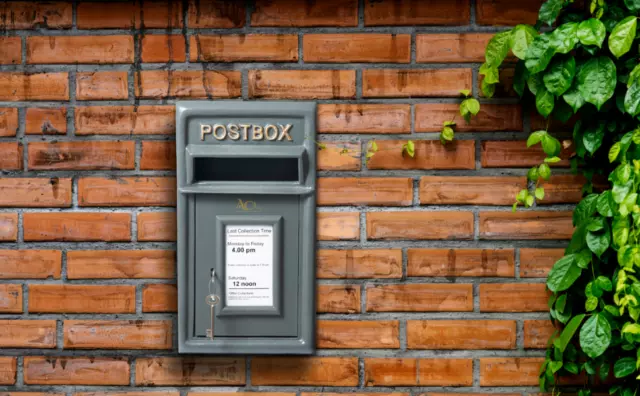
{"left": 193, "top": 157, "right": 299, "bottom": 182}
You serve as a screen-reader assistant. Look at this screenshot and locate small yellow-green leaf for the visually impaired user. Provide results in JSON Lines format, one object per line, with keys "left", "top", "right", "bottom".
{"left": 535, "top": 187, "right": 545, "bottom": 200}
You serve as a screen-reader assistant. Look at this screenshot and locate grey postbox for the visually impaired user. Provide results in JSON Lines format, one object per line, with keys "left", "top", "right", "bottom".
{"left": 176, "top": 101, "right": 316, "bottom": 354}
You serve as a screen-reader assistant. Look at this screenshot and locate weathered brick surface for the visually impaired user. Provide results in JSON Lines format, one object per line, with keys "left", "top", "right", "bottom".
{"left": 479, "top": 358, "right": 544, "bottom": 386}
{"left": 366, "top": 140, "right": 475, "bottom": 170}
{"left": 23, "top": 212, "right": 131, "bottom": 241}
{"left": 367, "top": 212, "right": 474, "bottom": 240}
{"left": 0, "top": 320, "right": 56, "bottom": 348}
{"left": 366, "top": 284, "right": 473, "bottom": 312}
{"left": 0, "top": 357, "right": 16, "bottom": 384}
{"left": 76, "top": 71, "right": 128, "bottom": 100}
{"left": 0, "top": 284, "right": 23, "bottom": 313}
{"left": 317, "top": 249, "right": 402, "bottom": 279}
{"left": 479, "top": 211, "right": 574, "bottom": 240}
{"left": 318, "top": 104, "right": 411, "bottom": 133}
{"left": 141, "top": 35, "right": 186, "bottom": 63}
{"left": 317, "top": 285, "right": 361, "bottom": 313}
{"left": 0, "top": 213, "right": 18, "bottom": 241}
{"left": 480, "top": 284, "right": 549, "bottom": 312}
{"left": 317, "top": 320, "right": 399, "bottom": 348}
{"left": 0, "top": 108, "right": 18, "bottom": 136}
{"left": 191, "top": 34, "right": 298, "bottom": 62}
{"left": 416, "top": 33, "right": 493, "bottom": 62}
{"left": 416, "top": 104, "right": 523, "bottom": 132}
{"left": 136, "top": 357, "right": 245, "bottom": 385}
{"left": 77, "top": 1, "right": 182, "bottom": 28}
{"left": 363, "top": 69, "right": 472, "bottom": 97}
{"left": 135, "top": 70, "right": 241, "bottom": 99}
{"left": 520, "top": 248, "right": 564, "bottom": 278}
{"left": 142, "top": 284, "right": 177, "bottom": 313}
{"left": 28, "top": 141, "right": 135, "bottom": 170}
{"left": 78, "top": 177, "right": 176, "bottom": 207}
{"left": 0, "top": 37, "right": 21, "bottom": 64}
{"left": 252, "top": 0, "right": 357, "bottom": 26}
{"left": 419, "top": 176, "right": 526, "bottom": 205}
{"left": 364, "top": 0, "right": 470, "bottom": 26}
{"left": 137, "top": 212, "right": 176, "bottom": 241}
{"left": 407, "top": 320, "right": 516, "bottom": 349}
{"left": 252, "top": 357, "right": 358, "bottom": 386}
{"left": 29, "top": 285, "right": 136, "bottom": 313}
{"left": 24, "top": 357, "right": 130, "bottom": 385}
{"left": 25, "top": 108, "right": 67, "bottom": 134}
{"left": 249, "top": 70, "right": 356, "bottom": 99}
{"left": 0, "top": 250, "right": 62, "bottom": 279}
{"left": 27, "top": 36, "right": 134, "bottom": 64}
{"left": 304, "top": 34, "right": 411, "bottom": 63}
{"left": 408, "top": 249, "right": 515, "bottom": 277}
{"left": 318, "top": 178, "right": 412, "bottom": 206}
{"left": 64, "top": 320, "right": 172, "bottom": 350}
{"left": 365, "top": 358, "right": 473, "bottom": 386}
{"left": 75, "top": 106, "right": 174, "bottom": 135}
{"left": 0, "top": 73, "right": 68, "bottom": 101}
{"left": 0, "top": 178, "right": 72, "bottom": 207}
{"left": 67, "top": 250, "right": 175, "bottom": 279}
{"left": 0, "top": 2, "right": 72, "bottom": 29}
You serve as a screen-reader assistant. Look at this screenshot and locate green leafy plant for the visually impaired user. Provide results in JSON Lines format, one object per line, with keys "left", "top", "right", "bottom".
{"left": 479, "top": 0, "right": 640, "bottom": 394}
{"left": 439, "top": 90, "right": 481, "bottom": 144}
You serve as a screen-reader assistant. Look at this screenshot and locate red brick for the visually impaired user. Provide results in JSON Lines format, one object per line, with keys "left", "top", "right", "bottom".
{"left": 408, "top": 248, "right": 515, "bottom": 277}
{"left": 367, "top": 212, "right": 474, "bottom": 240}
{"left": 68, "top": 250, "right": 175, "bottom": 279}
{"left": 364, "top": 0, "right": 470, "bottom": 26}
{"left": 363, "top": 69, "right": 472, "bottom": 97}
{"left": 407, "top": 320, "right": 516, "bottom": 349}
{"left": 135, "top": 70, "right": 241, "bottom": 99}
{"left": 64, "top": 320, "right": 172, "bottom": 350}
{"left": 252, "top": 357, "right": 358, "bottom": 386}
{"left": 304, "top": 34, "right": 410, "bottom": 63}
{"left": 539, "top": 175, "right": 585, "bottom": 204}
{"left": 75, "top": 106, "right": 174, "bottom": 135}
{"left": 317, "top": 142, "right": 361, "bottom": 171}
{"left": 28, "top": 141, "right": 135, "bottom": 170}
{"left": 318, "top": 178, "right": 412, "bottom": 206}
{"left": 76, "top": 71, "right": 128, "bottom": 100}
{"left": 191, "top": 34, "right": 298, "bottom": 62}
{"left": 138, "top": 212, "right": 176, "bottom": 242}
{"left": 481, "top": 140, "right": 573, "bottom": 168}
{"left": 317, "top": 212, "right": 360, "bottom": 241}
{"left": 364, "top": 358, "right": 472, "bottom": 386}
{"left": 0, "top": 284, "right": 22, "bottom": 313}
{"left": 249, "top": 70, "right": 356, "bottom": 99}
{"left": 366, "top": 284, "right": 473, "bottom": 312}
{"left": 29, "top": 285, "right": 136, "bottom": 314}
{"left": 416, "top": 104, "right": 523, "bottom": 132}
{"left": 479, "top": 357, "right": 544, "bottom": 386}
{"left": 27, "top": 36, "right": 134, "bottom": 64}
{"left": 23, "top": 213, "right": 130, "bottom": 242}
{"left": 0, "top": 37, "right": 20, "bottom": 64}
{"left": 476, "top": 0, "right": 542, "bottom": 25}
{"left": 141, "top": 141, "right": 176, "bottom": 170}
{"left": 252, "top": 0, "right": 357, "bottom": 27}
{"left": 0, "top": 320, "right": 56, "bottom": 348}
{"left": 141, "top": 35, "right": 187, "bottom": 63}
{"left": 136, "top": 357, "right": 245, "bottom": 385}
{"left": 0, "top": 178, "right": 71, "bottom": 207}
{"left": 318, "top": 104, "right": 410, "bottom": 133}
{"left": 520, "top": 248, "right": 564, "bottom": 278}
{"left": 77, "top": 1, "right": 182, "bottom": 28}
{"left": 24, "top": 357, "right": 129, "bottom": 385}
{"left": 317, "top": 320, "right": 399, "bottom": 349}
{"left": 524, "top": 320, "right": 557, "bottom": 349}
{"left": 317, "top": 249, "right": 402, "bottom": 279}
{"left": 317, "top": 285, "right": 360, "bottom": 313}
{"left": 416, "top": 33, "right": 493, "bottom": 62}
{"left": 0, "top": 142, "right": 22, "bottom": 170}
{"left": 479, "top": 68, "right": 517, "bottom": 97}
{"left": 25, "top": 108, "right": 67, "bottom": 135}
{"left": 188, "top": 0, "right": 245, "bottom": 28}
{"left": 78, "top": 177, "right": 176, "bottom": 207}
{"left": 0, "top": 357, "right": 16, "bottom": 384}
{"left": 0, "top": 108, "right": 17, "bottom": 136}
{"left": 0, "top": 213, "right": 18, "bottom": 242}
{"left": 367, "top": 140, "right": 475, "bottom": 170}
{"left": 0, "top": 250, "right": 61, "bottom": 279}
{"left": 0, "top": 2, "right": 72, "bottom": 29}
{"left": 480, "top": 283, "right": 548, "bottom": 312}
{"left": 479, "top": 211, "right": 574, "bottom": 240}
{"left": 419, "top": 176, "right": 525, "bottom": 205}
{"left": 142, "top": 284, "right": 177, "bottom": 312}
{"left": 0, "top": 72, "right": 68, "bottom": 101}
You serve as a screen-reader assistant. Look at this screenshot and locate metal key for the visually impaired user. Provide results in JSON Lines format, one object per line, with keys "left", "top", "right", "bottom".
{"left": 205, "top": 269, "right": 219, "bottom": 340}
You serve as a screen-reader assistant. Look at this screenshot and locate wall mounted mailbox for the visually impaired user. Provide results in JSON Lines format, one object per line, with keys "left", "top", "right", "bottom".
{"left": 176, "top": 101, "right": 316, "bottom": 355}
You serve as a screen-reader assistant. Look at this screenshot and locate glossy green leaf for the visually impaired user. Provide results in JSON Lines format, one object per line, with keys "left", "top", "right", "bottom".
{"left": 536, "top": 88, "right": 556, "bottom": 118}
{"left": 544, "top": 56, "right": 576, "bottom": 96}
{"left": 479, "top": 63, "right": 500, "bottom": 84}
{"left": 539, "top": 0, "right": 565, "bottom": 26}
{"left": 547, "top": 255, "right": 583, "bottom": 292}
{"left": 609, "top": 142, "right": 622, "bottom": 162}
{"left": 586, "top": 296, "right": 599, "bottom": 311}
{"left": 578, "top": 56, "right": 618, "bottom": 110}
{"left": 577, "top": 18, "right": 607, "bottom": 47}
{"left": 513, "top": 61, "right": 528, "bottom": 97}
{"left": 624, "top": 0, "right": 640, "bottom": 11}
{"left": 587, "top": 229, "right": 610, "bottom": 257}
{"left": 525, "top": 34, "right": 556, "bottom": 74}
{"left": 563, "top": 83, "right": 586, "bottom": 113}
{"left": 614, "top": 357, "right": 636, "bottom": 378}
{"left": 535, "top": 187, "right": 545, "bottom": 200}
{"left": 580, "top": 313, "right": 612, "bottom": 358}
{"left": 511, "top": 25, "right": 538, "bottom": 60}
{"left": 597, "top": 191, "right": 615, "bottom": 217}
{"left": 608, "top": 16, "right": 637, "bottom": 58}
{"left": 624, "top": 82, "right": 640, "bottom": 117}
{"left": 485, "top": 30, "right": 512, "bottom": 67}
{"left": 596, "top": 276, "right": 613, "bottom": 292}
{"left": 583, "top": 123, "right": 606, "bottom": 154}
{"left": 551, "top": 22, "right": 580, "bottom": 54}
{"left": 539, "top": 163, "right": 552, "bottom": 180}
{"left": 542, "top": 134, "right": 562, "bottom": 156}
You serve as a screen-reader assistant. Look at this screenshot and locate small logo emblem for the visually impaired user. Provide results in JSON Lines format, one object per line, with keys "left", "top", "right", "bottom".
{"left": 236, "top": 199, "right": 260, "bottom": 212}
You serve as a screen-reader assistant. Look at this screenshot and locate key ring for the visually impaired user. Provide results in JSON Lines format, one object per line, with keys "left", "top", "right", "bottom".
{"left": 208, "top": 269, "right": 215, "bottom": 295}
{"left": 206, "top": 269, "right": 220, "bottom": 306}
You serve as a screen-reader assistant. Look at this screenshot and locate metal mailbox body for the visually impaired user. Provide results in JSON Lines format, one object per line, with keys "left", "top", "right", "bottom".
{"left": 176, "top": 101, "right": 316, "bottom": 355}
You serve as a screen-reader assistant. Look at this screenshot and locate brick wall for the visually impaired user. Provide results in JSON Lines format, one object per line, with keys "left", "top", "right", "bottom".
{"left": 0, "top": 0, "right": 577, "bottom": 393}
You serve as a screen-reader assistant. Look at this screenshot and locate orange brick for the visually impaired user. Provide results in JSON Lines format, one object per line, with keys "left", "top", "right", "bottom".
{"left": 191, "top": 34, "right": 298, "bottom": 62}
{"left": 141, "top": 141, "right": 176, "bottom": 170}
{"left": 0, "top": 108, "right": 17, "bottom": 136}
{"left": 416, "top": 103, "right": 523, "bottom": 132}
{"left": 28, "top": 141, "right": 135, "bottom": 170}
{"left": 480, "top": 283, "right": 548, "bottom": 312}
{"left": 317, "top": 320, "right": 399, "bottom": 349}
{"left": 317, "top": 142, "right": 361, "bottom": 171}
{"left": 0, "top": 320, "right": 56, "bottom": 348}
{"left": 138, "top": 212, "right": 176, "bottom": 241}
{"left": 520, "top": 248, "right": 564, "bottom": 278}
{"left": 0, "top": 250, "right": 61, "bottom": 279}
{"left": 142, "top": 284, "right": 177, "bottom": 312}
{"left": 363, "top": 69, "right": 472, "bottom": 97}
{"left": 252, "top": 0, "right": 357, "bottom": 27}
{"left": 317, "top": 249, "right": 402, "bottom": 279}
{"left": 304, "top": 34, "right": 410, "bottom": 63}
{"left": 539, "top": 175, "right": 585, "bottom": 204}
{"left": 317, "top": 285, "right": 360, "bottom": 313}
{"left": 407, "top": 320, "right": 516, "bottom": 349}
{"left": 188, "top": 0, "right": 245, "bottom": 28}
{"left": 77, "top": 1, "right": 182, "bottom": 28}
{"left": 76, "top": 71, "right": 128, "bottom": 100}
{"left": 524, "top": 320, "right": 557, "bottom": 349}
{"left": 78, "top": 177, "right": 176, "bottom": 207}
{"left": 0, "top": 142, "right": 22, "bottom": 170}
{"left": 364, "top": 358, "right": 417, "bottom": 386}
{"left": 0, "top": 72, "right": 68, "bottom": 101}
{"left": 252, "top": 357, "right": 358, "bottom": 386}
{"left": 27, "top": 36, "right": 134, "bottom": 64}
{"left": 0, "top": 37, "right": 20, "bottom": 64}
{"left": 479, "top": 211, "right": 574, "bottom": 240}
{"left": 136, "top": 357, "right": 245, "bottom": 385}
{"left": 75, "top": 106, "right": 174, "bottom": 135}
{"left": 367, "top": 140, "right": 475, "bottom": 170}
{"left": 479, "top": 357, "right": 544, "bottom": 386}
{"left": 0, "top": 357, "right": 16, "bottom": 384}
{"left": 0, "top": 2, "right": 72, "bottom": 29}
{"left": 0, "top": 284, "right": 22, "bottom": 313}
{"left": 408, "top": 248, "right": 515, "bottom": 277}
{"left": 416, "top": 33, "right": 493, "bottom": 62}
{"left": 29, "top": 285, "right": 136, "bottom": 314}
{"left": 364, "top": 0, "right": 470, "bottom": 26}
{"left": 367, "top": 212, "right": 474, "bottom": 240}
{"left": 24, "top": 357, "right": 129, "bottom": 385}
{"left": 476, "top": 0, "right": 542, "bottom": 25}
{"left": 317, "top": 212, "right": 360, "bottom": 241}
{"left": 68, "top": 250, "right": 175, "bottom": 279}
{"left": 0, "top": 178, "right": 71, "bottom": 207}
{"left": 364, "top": 358, "right": 472, "bottom": 386}
{"left": 24, "top": 213, "right": 131, "bottom": 242}
{"left": 249, "top": 70, "right": 356, "bottom": 99}
{"left": 318, "top": 104, "right": 410, "bottom": 133}
{"left": 481, "top": 141, "right": 572, "bottom": 168}
{"left": 0, "top": 213, "right": 18, "bottom": 242}
{"left": 366, "top": 284, "right": 473, "bottom": 312}
{"left": 25, "top": 108, "right": 67, "bottom": 135}
{"left": 79, "top": 393, "right": 176, "bottom": 396}
{"left": 418, "top": 359, "right": 473, "bottom": 386}
{"left": 141, "top": 35, "right": 187, "bottom": 63}
{"left": 64, "top": 320, "right": 172, "bottom": 350}
{"left": 419, "top": 176, "right": 526, "bottom": 205}
{"left": 135, "top": 70, "right": 241, "bottom": 99}
{"left": 318, "top": 178, "right": 412, "bottom": 206}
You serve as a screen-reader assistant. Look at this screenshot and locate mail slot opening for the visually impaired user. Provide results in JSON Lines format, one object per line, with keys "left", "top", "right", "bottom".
{"left": 193, "top": 157, "right": 299, "bottom": 182}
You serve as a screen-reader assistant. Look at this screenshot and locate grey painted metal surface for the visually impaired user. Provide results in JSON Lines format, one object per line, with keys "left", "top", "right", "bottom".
{"left": 176, "top": 101, "right": 317, "bottom": 354}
